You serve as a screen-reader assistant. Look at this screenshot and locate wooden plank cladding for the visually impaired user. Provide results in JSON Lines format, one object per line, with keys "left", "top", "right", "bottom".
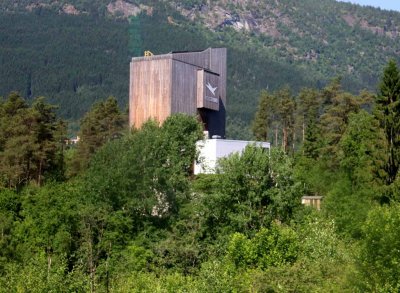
{"left": 171, "top": 60, "right": 198, "bottom": 115}
{"left": 129, "top": 48, "right": 227, "bottom": 138}
{"left": 197, "top": 69, "right": 220, "bottom": 111}
{"left": 129, "top": 56, "right": 172, "bottom": 128}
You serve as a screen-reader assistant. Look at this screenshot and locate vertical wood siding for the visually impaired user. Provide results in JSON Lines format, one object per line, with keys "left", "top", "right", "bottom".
{"left": 171, "top": 60, "right": 198, "bottom": 115}
{"left": 129, "top": 57, "right": 172, "bottom": 128}
{"left": 129, "top": 48, "right": 227, "bottom": 137}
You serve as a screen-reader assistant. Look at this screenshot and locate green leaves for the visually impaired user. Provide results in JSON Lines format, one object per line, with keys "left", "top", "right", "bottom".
{"left": 82, "top": 114, "right": 202, "bottom": 218}
{"left": 199, "top": 146, "right": 302, "bottom": 235}
{"left": 226, "top": 225, "right": 299, "bottom": 270}
{"left": 338, "top": 110, "right": 387, "bottom": 186}
{"left": 226, "top": 233, "right": 255, "bottom": 268}
{"left": 357, "top": 204, "right": 400, "bottom": 291}
{"left": 2, "top": 60, "right": 400, "bottom": 291}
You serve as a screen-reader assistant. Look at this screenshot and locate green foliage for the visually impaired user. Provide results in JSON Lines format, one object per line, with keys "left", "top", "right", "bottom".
{"left": 302, "top": 116, "right": 323, "bottom": 159}
{"left": 0, "top": 254, "right": 89, "bottom": 293}
{"left": 0, "top": 93, "right": 65, "bottom": 189}
{"left": 0, "top": 189, "right": 18, "bottom": 270}
{"left": 226, "top": 225, "right": 298, "bottom": 269}
{"left": 297, "top": 87, "right": 322, "bottom": 156}
{"left": 129, "top": 16, "right": 143, "bottom": 57}
{"left": 0, "top": 114, "right": 203, "bottom": 291}
{"left": 226, "top": 116, "right": 253, "bottom": 140}
{"left": 255, "top": 225, "right": 298, "bottom": 268}
{"left": 319, "top": 83, "right": 365, "bottom": 164}
{"left": 323, "top": 177, "right": 372, "bottom": 239}
{"left": 357, "top": 204, "right": 400, "bottom": 291}
{"left": 289, "top": 214, "right": 354, "bottom": 292}
{"left": 0, "top": 183, "right": 94, "bottom": 292}
{"left": 251, "top": 87, "right": 296, "bottom": 151}
{"left": 0, "top": 12, "right": 129, "bottom": 120}
{"left": 116, "top": 244, "right": 154, "bottom": 272}
{"left": 320, "top": 111, "right": 387, "bottom": 238}
{"left": 200, "top": 146, "right": 303, "bottom": 235}
{"left": 69, "top": 96, "right": 125, "bottom": 175}
{"left": 375, "top": 59, "right": 400, "bottom": 184}
{"left": 252, "top": 80, "right": 375, "bottom": 158}
{"left": 252, "top": 90, "right": 277, "bottom": 141}
{"left": 295, "top": 100, "right": 386, "bottom": 238}
{"left": 226, "top": 233, "right": 255, "bottom": 268}
{"left": 191, "top": 173, "right": 220, "bottom": 195}
{"left": 216, "top": 146, "right": 273, "bottom": 231}
{"left": 161, "top": 113, "right": 204, "bottom": 176}
{"left": 338, "top": 110, "right": 387, "bottom": 186}
{"left": 14, "top": 184, "right": 80, "bottom": 259}
{"left": 298, "top": 214, "right": 343, "bottom": 263}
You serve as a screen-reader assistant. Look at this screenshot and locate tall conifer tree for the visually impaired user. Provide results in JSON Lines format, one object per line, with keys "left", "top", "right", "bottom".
{"left": 71, "top": 96, "right": 125, "bottom": 175}
{"left": 252, "top": 90, "right": 276, "bottom": 142}
{"left": 375, "top": 59, "right": 400, "bottom": 183}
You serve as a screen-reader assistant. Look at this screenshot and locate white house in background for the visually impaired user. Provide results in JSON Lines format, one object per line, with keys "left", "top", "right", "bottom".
{"left": 194, "top": 138, "right": 270, "bottom": 174}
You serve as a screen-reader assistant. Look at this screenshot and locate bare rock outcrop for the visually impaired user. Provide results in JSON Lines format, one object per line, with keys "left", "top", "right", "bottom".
{"left": 62, "top": 4, "right": 80, "bottom": 15}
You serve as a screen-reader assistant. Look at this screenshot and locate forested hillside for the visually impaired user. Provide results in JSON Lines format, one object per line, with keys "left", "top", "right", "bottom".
{"left": 1, "top": 0, "right": 400, "bottom": 137}
{"left": 0, "top": 12, "right": 129, "bottom": 120}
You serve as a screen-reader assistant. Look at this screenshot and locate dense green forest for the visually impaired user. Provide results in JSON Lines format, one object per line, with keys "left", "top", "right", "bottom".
{"left": 1, "top": 60, "right": 400, "bottom": 291}
{"left": 0, "top": 12, "right": 129, "bottom": 121}
{"left": 1, "top": 0, "right": 400, "bottom": 137}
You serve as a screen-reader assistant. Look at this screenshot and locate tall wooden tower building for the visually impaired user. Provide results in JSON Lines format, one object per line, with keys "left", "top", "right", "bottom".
{"left": 129, "top": 48, "right": 227, "bottom": 138}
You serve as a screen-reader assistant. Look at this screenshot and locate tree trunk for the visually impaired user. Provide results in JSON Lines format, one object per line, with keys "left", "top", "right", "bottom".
{"left": 86, "top": 224, "right": 96, "bottom": 293}
{"left": 47, "top": 248, "right": 52, "bottom": 282}
{"left": 293, "top": 130, "right": 296, "bottom": 152}
{"left": 283, "top": 127, "right": 288, "bottom": 153}
{"left": 38, "top": 159, "right": 43, "bottom": 186}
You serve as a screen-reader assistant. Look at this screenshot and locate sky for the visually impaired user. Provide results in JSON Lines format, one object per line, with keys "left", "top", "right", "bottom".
{"left": 338, "top": 0, "right": 400, "bottom": 11}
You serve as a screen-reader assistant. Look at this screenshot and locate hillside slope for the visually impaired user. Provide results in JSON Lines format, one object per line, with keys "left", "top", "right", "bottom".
{"left": 1, "top": 0, "right": 399, "bottom": 137}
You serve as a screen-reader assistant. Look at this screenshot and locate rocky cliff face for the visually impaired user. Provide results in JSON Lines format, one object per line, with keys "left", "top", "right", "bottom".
{"left": 170, "top": 0, "right": 400, "bottom": 40}
{"left": 4, "top": 0, "right": 400, "bottom": 43}
{"left": 166, "top": 0, "right": 400, "bottom": 66}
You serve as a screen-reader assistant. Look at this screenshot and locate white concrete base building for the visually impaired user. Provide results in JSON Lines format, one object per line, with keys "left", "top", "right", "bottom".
{"left": 194, "top": 138, "right": 270, "bottom": 174}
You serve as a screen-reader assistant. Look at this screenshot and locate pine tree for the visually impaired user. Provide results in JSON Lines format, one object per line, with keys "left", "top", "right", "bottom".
{"left": 375, "top": 59, "right": 400, "bottom": 184}
{"left": 252, "top": 90, "right": 277, "bottom": 142}
{"left": 277, "top": 87, "right": 296, "bottom": 153}
{"left": 296, "top": 87, "right": 320, "bottom": 144}
{"left": 319, "top": 81, "right": 363, "bottom": 165}
{"left": 302, "top": 117, "right": 322, "bottom": 159}
{"left": 71, "top": 96, "right": 125, "bottom": 175}
{"left": 31, "top": 97, "right": 64, "bottom": 185}
{"left": 0, "top": 93, "right": 63, "bottom": 188}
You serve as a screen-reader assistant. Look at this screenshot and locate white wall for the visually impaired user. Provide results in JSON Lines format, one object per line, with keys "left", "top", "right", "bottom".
{"left": 194, "top": 139, "right": 270, "bottom": 174}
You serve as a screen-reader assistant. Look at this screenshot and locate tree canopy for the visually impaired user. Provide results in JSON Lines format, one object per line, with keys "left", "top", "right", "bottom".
{"left": 1, "top": 60, "right": 400, "bottom": 292}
